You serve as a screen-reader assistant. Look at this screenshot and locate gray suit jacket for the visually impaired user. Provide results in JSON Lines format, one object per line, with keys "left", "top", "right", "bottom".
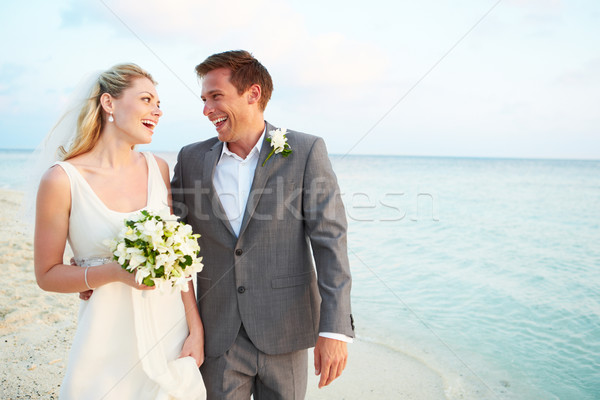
{"left": 171, "top": 122, "right": 354, "bottom": 357}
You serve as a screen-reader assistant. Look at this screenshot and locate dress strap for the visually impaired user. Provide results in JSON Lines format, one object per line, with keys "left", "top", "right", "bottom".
{"left": 140, "top": 152, "right": 169, "bottom": 211}
{"left": 53, "top": 160, "right": 77, "bottom": 183}
{"left": 141, "top": 151, "right": 160, "bottom": 176}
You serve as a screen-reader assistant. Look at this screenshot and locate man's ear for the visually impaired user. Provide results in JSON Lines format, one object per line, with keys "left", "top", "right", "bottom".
{"left": 100, "top": 92, "right": 114, "bottom": 114}
{"left": 247, "top": 84, "right": 262, "bottom": 106}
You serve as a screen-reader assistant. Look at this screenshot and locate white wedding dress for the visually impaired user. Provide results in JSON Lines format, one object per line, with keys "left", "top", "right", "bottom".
{"left": 55, "top": 152, "right": 206, "bottom": 400}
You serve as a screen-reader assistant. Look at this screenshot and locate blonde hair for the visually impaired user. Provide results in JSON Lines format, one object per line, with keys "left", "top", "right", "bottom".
{"left": 60, "top": 63, "right": 156, "bottom": 160}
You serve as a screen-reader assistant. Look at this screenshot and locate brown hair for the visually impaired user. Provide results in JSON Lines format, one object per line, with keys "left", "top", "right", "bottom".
{"left": 195, "top": 50, "right": 273, "bottom": 111}
{"left": 60, "top": 63, "right": 156, "bottom": 160}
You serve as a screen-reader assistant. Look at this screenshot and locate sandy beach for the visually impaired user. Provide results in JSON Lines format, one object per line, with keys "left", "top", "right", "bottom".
{"left": 0, "top": 188, "right": 447, "bottom": 399}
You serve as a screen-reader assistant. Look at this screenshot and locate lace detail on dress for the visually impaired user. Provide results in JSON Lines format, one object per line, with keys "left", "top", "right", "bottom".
{"left": 75, "top": 256, "right": 113, "bottom": 267}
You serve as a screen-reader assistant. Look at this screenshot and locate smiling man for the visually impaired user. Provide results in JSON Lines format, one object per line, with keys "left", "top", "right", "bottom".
{"left": 171, "top": 50, "right": 354, "bottom": 400}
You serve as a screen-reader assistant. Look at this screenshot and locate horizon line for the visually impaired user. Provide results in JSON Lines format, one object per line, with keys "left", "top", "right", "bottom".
{"left": 0, "top": 147, "right": 598, "bottom": 163}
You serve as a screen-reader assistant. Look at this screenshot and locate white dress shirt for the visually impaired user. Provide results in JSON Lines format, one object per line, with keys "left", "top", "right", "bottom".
{"left": 213, "top": 132, "right": 264, "bottom": 237}
{"left": 213, "top": 129, "right": 352, "bottom": 343}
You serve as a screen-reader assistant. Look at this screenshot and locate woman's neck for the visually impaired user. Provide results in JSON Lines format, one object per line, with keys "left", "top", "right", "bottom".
{"left": 84, "top": 132, "right": 139, "bottom": 169}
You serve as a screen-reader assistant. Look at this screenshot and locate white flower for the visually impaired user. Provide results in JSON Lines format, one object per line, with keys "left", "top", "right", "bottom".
{"left": 262, "top": 127, "right": 292, "bottom": 167}
{"left": 106, "top": 209, "right": 203, "bottom": 292}
{"left": 270, "top": 128, "right": 287, "bottom": 153}
{"left": 129, "top": 254, "right": 147, "bottom": 269}
{"left": 135, "top": 268, "right": 151, "bottom": 285}
{"left": 123, "top": 227, "right": 137, "bottom": 241}
{"left": 155, "top": 253, "right": 170, "bottom": 268}
{"left": 114, "top": 242, "right": 129, "bottom": 265}
{"left": 178, "top": 223, "right": 193, "bottom": 236}
{"left": 157, "top": 207, "right": 173, "bottom": 221}
{"left": 165, "top": 220, "right": 179, "bottom": 232}
{"left": 173, "top": 275, "right": 191, "bottom": 292}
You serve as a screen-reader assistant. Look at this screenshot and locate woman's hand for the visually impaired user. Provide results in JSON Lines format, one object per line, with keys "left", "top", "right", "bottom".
{"left": 113, "top": 262, "right": 156, "bottom": 291}
{"left": 79, "top": 262, "right": 154, "bottom": 299}
{"left": 179, "top": 331, "right": 205, "bottom": 367}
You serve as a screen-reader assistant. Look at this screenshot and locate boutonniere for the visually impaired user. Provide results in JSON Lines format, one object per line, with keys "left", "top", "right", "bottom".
{"left": 262, "top": 128, "right": 292, "bottom": 166}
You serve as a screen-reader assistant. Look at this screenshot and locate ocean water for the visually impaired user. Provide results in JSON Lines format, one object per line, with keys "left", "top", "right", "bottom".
{"left": 0, "top": 149, "right": 36, "bottom": 190}
{"left": 331, "top": 155, "right": 600, "bottom": 400}
{"left": 3, "top": 149, "right": 599, "bottom": 399}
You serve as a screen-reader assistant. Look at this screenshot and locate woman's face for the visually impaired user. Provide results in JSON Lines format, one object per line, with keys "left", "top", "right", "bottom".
{"left": 110, "top": 77, "right": 162, "bottom": 145}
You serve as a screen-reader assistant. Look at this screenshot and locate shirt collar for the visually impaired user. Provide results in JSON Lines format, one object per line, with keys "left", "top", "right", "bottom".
{"left": 219, "top": 127, "right": 266, "bottom": 163}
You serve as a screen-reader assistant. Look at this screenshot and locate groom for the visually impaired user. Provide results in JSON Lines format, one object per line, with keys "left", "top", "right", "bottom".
{"left": 171, "top": 50, "right": 354, "bottom": 399}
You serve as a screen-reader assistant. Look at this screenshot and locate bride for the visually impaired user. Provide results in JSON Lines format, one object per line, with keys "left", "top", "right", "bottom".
{"left": 33, "top": 64, "right": 206, "bottom": 399}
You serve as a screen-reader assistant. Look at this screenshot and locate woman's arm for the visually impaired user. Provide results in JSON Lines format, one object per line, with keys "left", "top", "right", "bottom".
{"left": 179, "top": 282, "right": 205, "bottom": 367}
{"left": 155, "top": 154, "right": 205, "bottom": 366}
{"left": 34, "top": 165, "right": 153, "bottom": 293}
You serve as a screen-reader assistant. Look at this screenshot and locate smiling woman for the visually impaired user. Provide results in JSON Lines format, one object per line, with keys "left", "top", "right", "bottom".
{"left": 60, "top": 64, "right": 160, "bottom": 160}
{"left": 106, "top": 77, "right": 162, "bottom": 147}
{"left": 30, "top": 63, "right": 207, "bottom": 399}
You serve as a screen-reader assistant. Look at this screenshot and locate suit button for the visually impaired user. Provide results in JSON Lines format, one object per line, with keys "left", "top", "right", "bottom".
{"left": 235, "top": 249, "right": 243, "bottom": 256}
{"left": 237, "top": 286, "right": 246, "bottom": 294}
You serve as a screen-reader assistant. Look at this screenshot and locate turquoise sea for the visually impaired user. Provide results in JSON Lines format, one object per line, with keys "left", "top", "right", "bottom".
{"left": 2, "top": 149, "right": 599, "bottom": 399}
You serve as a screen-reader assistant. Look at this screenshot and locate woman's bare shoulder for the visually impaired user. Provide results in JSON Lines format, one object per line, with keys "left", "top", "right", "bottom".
{"left": 40, "top": 163, "right": 69, "bottom": 186}
{"left": 37, "top": 164, "right": 71, "bottom": 207}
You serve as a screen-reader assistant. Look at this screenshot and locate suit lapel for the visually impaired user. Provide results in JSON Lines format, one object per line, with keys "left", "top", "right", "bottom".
{"left": 237, "top": 122, "right": 276, "bottom": 238}
{"left": 203, "top": 141, "right": 236, "bottom": 237}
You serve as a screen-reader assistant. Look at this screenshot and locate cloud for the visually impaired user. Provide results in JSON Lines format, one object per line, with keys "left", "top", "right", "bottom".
{"left": 70, "top": 0, "right": 390, "bottom": 88}
{"left": 0, "top": 64, "right": 27, "bottom": 112}
{"left": 77, "top": 0, "right": 291, "bottom": 44}
{"left": 555, "top": 58, "right": 600, "bottom": 87}
{"left": 1, "top": 0, "right": 599, "bottom": 158}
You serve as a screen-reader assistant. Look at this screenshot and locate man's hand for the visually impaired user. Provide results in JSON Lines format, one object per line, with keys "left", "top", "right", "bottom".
{"left": 79, "top": 290, "right": 93, "bottom": 300}
{"left": 313, "top": 336, "right": 348, "bottom": 388}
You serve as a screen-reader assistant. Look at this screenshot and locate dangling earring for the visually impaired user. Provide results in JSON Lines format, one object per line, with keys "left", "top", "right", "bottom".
{"left": 108, "top": 112, "right": 114, "bottom": 122}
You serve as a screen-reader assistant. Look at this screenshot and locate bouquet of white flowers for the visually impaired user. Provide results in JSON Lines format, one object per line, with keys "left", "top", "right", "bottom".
{"left": 106, "top": 209, "right": 203, "bottom": 292}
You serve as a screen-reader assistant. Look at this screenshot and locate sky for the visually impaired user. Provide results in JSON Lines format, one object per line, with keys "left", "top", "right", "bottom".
{"left": 1, "top": 0, "right": 599, "bottom": 159}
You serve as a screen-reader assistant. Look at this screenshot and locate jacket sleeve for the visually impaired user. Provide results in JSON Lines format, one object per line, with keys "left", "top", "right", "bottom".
{"left": 302, "top": 137, "right": 354, "bottom": 337}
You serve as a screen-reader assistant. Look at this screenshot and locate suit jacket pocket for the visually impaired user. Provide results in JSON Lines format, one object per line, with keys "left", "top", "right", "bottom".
{"left": 271, "top": 271, "right": 314, "bottom": 289}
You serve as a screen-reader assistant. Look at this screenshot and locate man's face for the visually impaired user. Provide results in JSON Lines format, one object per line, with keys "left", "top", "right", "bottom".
{"left": 201, "top": 68, "right": 251, "bottom": 143}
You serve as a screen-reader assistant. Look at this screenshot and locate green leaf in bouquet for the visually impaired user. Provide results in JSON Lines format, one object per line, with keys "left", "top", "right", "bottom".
{"left": 142, "top": 276, "right": 155, "bottom": 287}
{"left": 155, "top": 265, "right": 165, "bottom": 278}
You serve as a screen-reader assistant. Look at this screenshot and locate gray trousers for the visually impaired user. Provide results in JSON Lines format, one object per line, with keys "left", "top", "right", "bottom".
{"left": 200, "top": 326, "right": 308, "bottom": 400}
